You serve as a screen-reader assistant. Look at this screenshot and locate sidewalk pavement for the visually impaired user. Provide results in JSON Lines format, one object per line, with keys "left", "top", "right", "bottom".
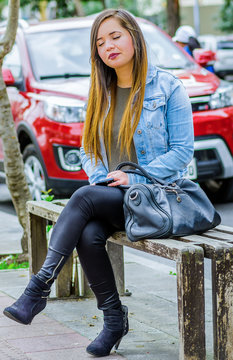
{"left": 0, "top": 184, "right": 214, "bottom": 360}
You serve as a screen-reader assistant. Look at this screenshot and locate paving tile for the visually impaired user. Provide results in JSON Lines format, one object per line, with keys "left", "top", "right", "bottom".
{"left": 0, "top": 338, "right": 32, "bottom": 360}
{"left": 0, "top": 312, "right": 55, "bottom": 326}
{"left": 0, "top": 295, "right": 16, "bottom": 307}
{"left": 0, "top": 320, "right": 75, "bottom": 339}
{"left": 7, "top": 332, "right": 90, "bottom": 353}
{"left": 27, "top": 347, "right": 123, "bottom": 360}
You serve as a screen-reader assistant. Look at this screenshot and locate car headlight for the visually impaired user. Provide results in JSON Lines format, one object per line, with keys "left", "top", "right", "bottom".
{"left": 209, "top": 81, "right": 233, "bottom": 109}
{"left": 44, "top": 96, "right": 86, "bottom": 123}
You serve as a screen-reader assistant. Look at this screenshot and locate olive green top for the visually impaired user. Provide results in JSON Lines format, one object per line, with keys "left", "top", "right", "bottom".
{"left": 106, "top": 86, "right": 137, "bottom": 172}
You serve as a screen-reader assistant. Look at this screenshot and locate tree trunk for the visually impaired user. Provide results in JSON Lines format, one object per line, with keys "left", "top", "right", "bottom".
{"left": 166, "top": 0, "right": 180, "bottom": 37}
{"left": 100, "top": 0, "right": 107, "bottom": 9}
{"left": 0, "top": 0, "right": 32, "bottom": 254}
{"left": 39, "top": 1, "right": 48, "bottom": 21}
{"left": 74, "top": 0, "right": 85, "bottom": 16}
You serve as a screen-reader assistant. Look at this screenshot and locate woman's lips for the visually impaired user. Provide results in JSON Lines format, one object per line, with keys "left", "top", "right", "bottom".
{"left": 108, "top": 53, "right": 120, "bottom": 60}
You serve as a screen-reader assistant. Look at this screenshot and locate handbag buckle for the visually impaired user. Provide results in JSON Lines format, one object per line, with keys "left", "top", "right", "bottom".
{"left": 129, "top": 191, "right": 138, "bottom": 201}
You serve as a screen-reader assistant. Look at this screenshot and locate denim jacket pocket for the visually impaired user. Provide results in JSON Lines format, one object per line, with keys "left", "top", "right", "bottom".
{"left": 143, "top": 95, "right": 166, "bottom": 129}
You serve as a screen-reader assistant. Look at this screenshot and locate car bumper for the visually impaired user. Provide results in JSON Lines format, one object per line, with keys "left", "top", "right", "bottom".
{"left": 47, "top": 177, "right": 89, "bottom": 197}
{"left": 193, "top": 106, "right": 233, "bottom": 181}
{"left": 194, "top": 137, "right": 233, "bottom": 181}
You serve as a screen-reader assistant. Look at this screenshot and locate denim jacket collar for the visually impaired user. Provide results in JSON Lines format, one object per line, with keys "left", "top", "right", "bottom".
{"left": 146, "top": 63, "right": 158, "bottom": 85}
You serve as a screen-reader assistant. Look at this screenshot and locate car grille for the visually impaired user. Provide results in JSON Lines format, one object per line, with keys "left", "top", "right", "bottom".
{"left": 190, "top": 96, "right": 211, "bottom": 112}
{"left": 194, "top": 148, "right": 223, "bottom": 180}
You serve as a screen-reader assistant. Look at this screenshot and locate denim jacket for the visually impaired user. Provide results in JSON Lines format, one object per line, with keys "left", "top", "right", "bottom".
{"left": 80, "top": 64, "right": 194, "bottom": 185}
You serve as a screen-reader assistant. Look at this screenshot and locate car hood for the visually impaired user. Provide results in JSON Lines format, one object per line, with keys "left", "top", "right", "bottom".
{"left": 33, "top": 77, "right": 90, "bottom": 101}
{"left": 171, "top": 66, "right": 220, "bottom": 97}
{"left": 33, "top": 66, "right": 220, "bottom": 101}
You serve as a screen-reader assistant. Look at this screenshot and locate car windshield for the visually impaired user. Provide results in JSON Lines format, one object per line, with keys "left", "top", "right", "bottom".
{"left": 26, "top": 22, "right": 194, "bottom": 80}
{"left": 140, "top": 23, "right": 194, "bottom": 69}
{"left": 26, "top": 28, "right": 92, "bottom": 80}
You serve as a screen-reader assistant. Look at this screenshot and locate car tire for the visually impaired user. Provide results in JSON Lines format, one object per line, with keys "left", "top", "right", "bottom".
{"left": 202, "top": 178, "right": 233, "bottom": 203}
{"left": 23, "top": 144, "right": 47, "bottom": 201}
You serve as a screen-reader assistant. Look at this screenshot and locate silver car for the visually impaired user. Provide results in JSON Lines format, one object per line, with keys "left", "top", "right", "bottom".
{"left": 198, "top": 34, "right": 233, "bottom": 80}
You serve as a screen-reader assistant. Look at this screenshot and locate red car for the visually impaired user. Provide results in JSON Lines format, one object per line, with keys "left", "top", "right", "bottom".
{"left": 1, "top": 17, "right": 233, "bottom": 201}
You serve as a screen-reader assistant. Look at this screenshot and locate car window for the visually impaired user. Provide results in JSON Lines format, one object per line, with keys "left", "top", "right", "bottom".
{"left": 3, "top": 43, "right": 22, "bottom": 80}
{"left": 25, "top": 28, "right": 91, "bottom": 80}
{"left": 140, "top": 23, "right": 194, "bottom": 69}
{"left": 217, "top": 41, "right": 233, "bottom": 50}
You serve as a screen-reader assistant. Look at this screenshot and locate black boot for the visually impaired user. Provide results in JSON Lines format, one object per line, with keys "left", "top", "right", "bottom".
{"left": 86, "top": 305, "right": 129, "bottom": 357}
{"left": 3, "top": 275, "right": 50, "bottom": 325}
{"left": 3, "top": 249, "right": 68, "bottom": 325}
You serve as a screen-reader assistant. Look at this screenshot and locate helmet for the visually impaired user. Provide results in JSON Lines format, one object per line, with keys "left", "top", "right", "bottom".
{"left": 173, "top": 26, "right": 196, "bottom": 44}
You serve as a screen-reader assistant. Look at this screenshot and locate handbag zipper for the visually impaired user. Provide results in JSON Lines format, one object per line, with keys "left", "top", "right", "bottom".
{"left": 138, "top": 184, "right": 173, "bottom": 238}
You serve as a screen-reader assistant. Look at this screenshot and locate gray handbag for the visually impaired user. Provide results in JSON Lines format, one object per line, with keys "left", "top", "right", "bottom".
{"left": 116, "top": 162, "right": 221, "bottom": 242}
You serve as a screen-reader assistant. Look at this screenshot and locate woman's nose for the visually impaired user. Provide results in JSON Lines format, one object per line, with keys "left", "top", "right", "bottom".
{"left": 105, "top": 40, "right": 114, "bottom": 50}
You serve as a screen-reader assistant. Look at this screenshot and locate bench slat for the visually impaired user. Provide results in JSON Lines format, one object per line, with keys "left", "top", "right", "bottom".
{"left": 27, "top": 201, "right": 64, "bottom": 222}
{"left": 110, "top": 232, "right": 203, "bottom": 262}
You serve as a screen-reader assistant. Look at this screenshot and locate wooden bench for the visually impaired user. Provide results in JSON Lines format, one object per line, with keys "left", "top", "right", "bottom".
{"left": 26, "top": 199, "right": 233, "bottom": 360}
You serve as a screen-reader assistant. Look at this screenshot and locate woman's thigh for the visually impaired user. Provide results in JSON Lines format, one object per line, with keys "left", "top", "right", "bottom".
{"left": 70, "top": 185, "right": 125, "bottom": 230}
{"left": 77, "top": 219, "right": 116, "bottom": 281}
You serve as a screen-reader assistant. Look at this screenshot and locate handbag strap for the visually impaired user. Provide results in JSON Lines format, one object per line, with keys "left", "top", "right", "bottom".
{"left": 115, "top": 161, "right": 165, "bottom": 185}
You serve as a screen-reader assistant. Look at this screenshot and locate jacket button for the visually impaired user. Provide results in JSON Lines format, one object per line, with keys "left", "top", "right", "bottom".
{"left": 137, "top": 129, "right": 142, "bottom": 134}
{"left": 153, "top": 101, "right": 156, "bottom": 108}
{"left": 141, "top": 150, "right": 145, "bottom": 155}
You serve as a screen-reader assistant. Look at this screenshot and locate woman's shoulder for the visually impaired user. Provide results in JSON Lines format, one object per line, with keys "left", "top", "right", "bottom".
{"left": 147, "top": 63, "right": 180, "bottom": 83}
{"left": 146, "top": 63, "right": 183, "bottom": 96}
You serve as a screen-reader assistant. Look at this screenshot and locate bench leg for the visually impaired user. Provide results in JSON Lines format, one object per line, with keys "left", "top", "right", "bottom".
{"left": 107, "top": 241, "right": 125, "bottom": 296}
{"left": 28, "top": 214, "right": 73, "bottom": 297}
{"left": 176, "top": 249, "right": 206, "bottom": 360}
{"left": 212, "top": 249, "right": 233, "bottom": 360}
{"left": 56, "top": 255, "right": 73, "bottom": 297}
{"left": 27, "top": 213, "right": 47, "bottom": 276}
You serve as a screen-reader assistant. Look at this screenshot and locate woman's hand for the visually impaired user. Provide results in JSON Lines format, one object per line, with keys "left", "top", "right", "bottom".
{"left": 107, "top": 170, "right": 129, "bottom": 186}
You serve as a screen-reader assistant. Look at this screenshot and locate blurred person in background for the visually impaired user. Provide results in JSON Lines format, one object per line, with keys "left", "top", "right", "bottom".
{"left": 173, "top": 25, "right": 201, "bottom": 56}
{"left": 173, "top": 25, "right": 214, "bottom": 73}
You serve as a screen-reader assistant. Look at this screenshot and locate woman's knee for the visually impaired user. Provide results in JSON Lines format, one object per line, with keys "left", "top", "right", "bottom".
{"left": 77, "top": 221, "right": 110, "bottom": 253}
{"left": 70, "top": 185, "right": 92, "bottom": 203}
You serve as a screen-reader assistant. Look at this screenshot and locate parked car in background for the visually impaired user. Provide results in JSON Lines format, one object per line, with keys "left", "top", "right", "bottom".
{"left": 198, "top": 34, "right": 233, "bottom": 80}
{"left": 1, "top": 17, "right": 233, "bottom": 202}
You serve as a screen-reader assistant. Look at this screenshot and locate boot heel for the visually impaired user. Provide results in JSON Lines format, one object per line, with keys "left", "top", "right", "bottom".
{"left": 86, "top": 305, "right": 129, "bottom": 357}
{"left": 115, "top": 337, "right": 123, "bottom": 350}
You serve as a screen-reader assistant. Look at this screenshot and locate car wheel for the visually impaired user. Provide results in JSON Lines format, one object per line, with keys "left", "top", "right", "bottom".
{"left": 23, "top": 144, "right": 47, "bottom": 201}
{"left": 202, "top": 178, "right": 233, "bottom": 203}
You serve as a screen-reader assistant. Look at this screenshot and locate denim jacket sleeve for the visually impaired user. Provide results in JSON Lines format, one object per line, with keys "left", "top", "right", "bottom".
{"left": 80, "top": 146, "right": 108, "bottom": 184}
{"left": 127, "top": 79, "right": 194, "bottom": 185}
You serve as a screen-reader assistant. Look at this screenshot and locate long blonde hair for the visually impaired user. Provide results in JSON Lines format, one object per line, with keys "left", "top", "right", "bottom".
{"left": 83, "top": 9, "right": 148, "bottom": 164}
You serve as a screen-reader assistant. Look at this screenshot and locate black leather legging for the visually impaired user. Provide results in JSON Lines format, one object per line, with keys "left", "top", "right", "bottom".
{"left": 48, "top": 185, "right": 125, "bottom": 310}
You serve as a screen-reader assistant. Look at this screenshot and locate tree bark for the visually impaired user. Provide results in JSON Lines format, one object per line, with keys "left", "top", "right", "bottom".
{"left": 100, "top": 0, "right": 107, "bottom": 9}
{"left": 39, "top": 1, "right": 48, "bottom": 21}
{"left": 74, "top": 0, "right": 85, "bottom": 16}
{"left": 166, "top": 0, "right": 180, "bottom": 37}
{"left": 0, "top": 0, "right": 32, "bottom": 253}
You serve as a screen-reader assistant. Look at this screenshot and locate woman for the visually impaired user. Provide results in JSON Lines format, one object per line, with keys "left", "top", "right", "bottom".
{"left": 3, "top": 9, "right": 194, "bottom": 357}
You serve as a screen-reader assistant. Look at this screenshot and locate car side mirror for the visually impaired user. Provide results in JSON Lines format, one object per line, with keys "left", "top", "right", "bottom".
{"left": 193, "top": 49, "right": 216, "bottom": 67}
{"left": 2, "top": 68, "right": 15, "bottom": 86}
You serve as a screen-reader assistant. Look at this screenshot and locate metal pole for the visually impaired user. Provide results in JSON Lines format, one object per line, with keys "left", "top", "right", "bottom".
{"left": 193, "top": 0, "right": 200, "bottom": 36}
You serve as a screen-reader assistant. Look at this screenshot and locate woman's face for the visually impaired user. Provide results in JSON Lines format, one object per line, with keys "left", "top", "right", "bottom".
{"left": 96, "top": 17, "right": 135, "bottom": 73}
